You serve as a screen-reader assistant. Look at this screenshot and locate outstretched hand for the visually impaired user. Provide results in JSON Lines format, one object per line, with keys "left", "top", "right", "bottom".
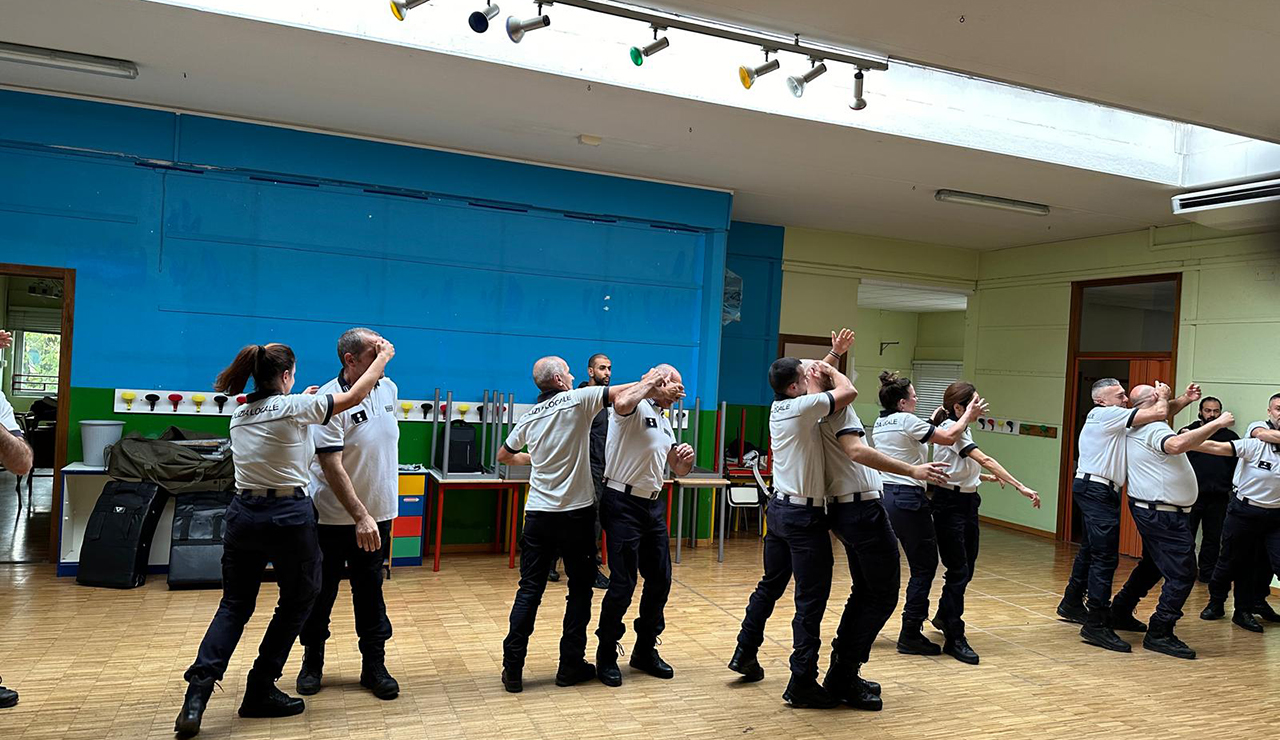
{"left": 830, "top": 328, "right": 854, "bottom": 357}
{"left": 0, "top": 329, "right": 11, "bottom": 350}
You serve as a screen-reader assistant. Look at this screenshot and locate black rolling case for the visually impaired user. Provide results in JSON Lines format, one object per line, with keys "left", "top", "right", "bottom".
{"left": 76, "top": 481, "right": 168, "bottom": 589}
{"left": 434, "top": 420, "right": 484, "bottom": 472}
{"left": 168, "top": 490, "right": 235, "bottom": 589}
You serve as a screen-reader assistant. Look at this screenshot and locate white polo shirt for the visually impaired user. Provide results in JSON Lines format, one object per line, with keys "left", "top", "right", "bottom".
{"left": 504, "top": 386, "right": 608, "bottom": 512}
{"left": 230, "top": 391, "right": 335, "bottom": 490}
{"left": 871, "top": 411, "right": 934, "bottom": 488}
{"left": 1247, "top": 420, "right": 1272, "bottom": 438}
{"left": 1125, "top": 421, "right": 1198, "bottom": 507}
{"left": 769, "top": 391, "right": 833, "bottom": 499}
{"left": 934, "top": 419, "right": 982, "bottom": 491}
{"left": 0, "top": 391, "right": 21, "bottom": 438}
{"left": 1076, "top": 405, "right": 1138, "bottom": 486}
{"left": 604, "top": 399, "right": 674, "bottom": 494}
{"left": 309, "top": 373, "right": 400, "bottom": 525}
{"left": 819, "top": 406, "right": 882, "bottom": 497}
{"left": 1232, "top": 437, "right": 1280, "bottom": 508}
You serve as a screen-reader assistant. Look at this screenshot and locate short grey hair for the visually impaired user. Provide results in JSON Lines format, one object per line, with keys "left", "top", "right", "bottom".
{"left": 533, "top": 356, "right": 568, "bottom": 391}
{"left": 1091, "top": 377, "right": 1121, "bottom": 403}
{"left": 337, "top": 327, "right": 378, "bottom": 363}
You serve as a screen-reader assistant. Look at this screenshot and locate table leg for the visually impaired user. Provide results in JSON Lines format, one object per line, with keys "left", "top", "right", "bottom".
{"left": 493, "top": 487, "right": 504, "bottom": 554}
{"left": 601, "top": 531, "right": 608, "bottom": 567}
{"left": 718, "top": 485, "right": 727, "bottom": 563}
{"left": 664, "top": 483, "right": 672, "bottom": 531}
{"left": 690, "top": 488, "right": 699, "bottom": 549}
{"left": 508, "top": 486, "right": 519, "bottom": 569}
{"left": 433, "top": 483, "right": 445, "bottom": 573}
{"left": 675, "top": 484, "right": 684, "bottom": 564}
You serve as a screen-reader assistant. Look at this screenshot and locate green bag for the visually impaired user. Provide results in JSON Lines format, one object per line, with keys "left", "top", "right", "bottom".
{"left": 105, "top": 427, "right": 235, "bottom": 494}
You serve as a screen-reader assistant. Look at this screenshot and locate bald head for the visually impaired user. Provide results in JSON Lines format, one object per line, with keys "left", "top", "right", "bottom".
{"left": 1129, "top": 384, "right": 1157, "bottom": 408}
{"left": 652, "top": 363, "right": 685, "bottom": 409}
{"left": 533, "top": 356, "right": 571, "bottom": 392}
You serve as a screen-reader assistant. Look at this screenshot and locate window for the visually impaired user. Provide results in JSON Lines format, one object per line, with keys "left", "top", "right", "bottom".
{"left": 13, "top": 331, "right": 60, "bottom": 396}
{"left": 911, "top": 361, "right": 963, "bottom": 417}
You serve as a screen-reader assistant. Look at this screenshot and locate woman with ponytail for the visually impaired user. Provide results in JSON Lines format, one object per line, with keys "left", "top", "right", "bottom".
{"left": 926, "top": 381, "right": 1039, "bottom": 665}
{"left": 871, "top": 370, "right": 985, "bottom": 659}
{"left": 175, "top": 338, "right": 394, "bottom": 738}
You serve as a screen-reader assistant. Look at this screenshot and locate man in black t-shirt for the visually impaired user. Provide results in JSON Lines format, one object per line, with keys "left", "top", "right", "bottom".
{"left": 1180, "top": 396, "right": 1239, "bottom": 580}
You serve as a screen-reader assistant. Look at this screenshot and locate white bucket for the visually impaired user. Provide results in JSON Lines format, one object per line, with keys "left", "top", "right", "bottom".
{"left": 81, "top": 420, "right": 126, "bottom": 467}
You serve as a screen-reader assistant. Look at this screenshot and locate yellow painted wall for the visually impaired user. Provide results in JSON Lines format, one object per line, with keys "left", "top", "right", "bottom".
{"left": 916, "top": 311, "right": 967, "bottom": 361}
{"left": 782, "top": 222, "right": 1280, "bottom": 536}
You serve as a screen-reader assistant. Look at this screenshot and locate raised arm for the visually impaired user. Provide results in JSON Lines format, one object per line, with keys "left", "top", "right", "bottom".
{"left": 1132, "top": 382, "right": 1172, "bottom": 427}
{"left": 1194, "top": 440, "right": 1236, "bottom": 457}
{"left": 808, "top": 362, "right": 856, "bottom": 411}
{"left": 1250, "top": 425, "right": 1280, "bottom": 445}
{"left": 969, "top": 448, "right": 1040, "bottom": 508}
{"left": 818, "top": 328, "right": 854, "bottom": 367}
{"left": 1167, "top": 383, "right": 1202, "bottom": 418}
{"left": 930, "top": 393, "right": 989, "bottom": 447}
{"left": 613, "top": 368, "right": 673, "bottom": 417}
{"left": 839, "top": 433, "right": 947, "bottom": 485}
{"left": 332, "top": 339, "right": 394, "bottom": 414}
{"left": 1164, "top": 412, "right": 1234, "bottom": 455}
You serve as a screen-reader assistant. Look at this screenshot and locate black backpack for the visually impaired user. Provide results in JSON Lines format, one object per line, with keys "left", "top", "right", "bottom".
{"left": 434, "top": 420, "right": 484, "bottom": 473}
{"left": 168, "top": 490, "right": 235, "bottom": 589}
{"left": 77, "top": 481, "right": 168, "bottom": 589}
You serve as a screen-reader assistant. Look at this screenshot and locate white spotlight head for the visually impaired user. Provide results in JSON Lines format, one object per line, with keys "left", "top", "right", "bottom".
{"left": 469, "top": 3, "right": 500, "bottom": 33}
{"left": 390, "top": 0, "right": 432, "bottom": 22}
{"left": 786, "top": 61, "right": 827, "bottom": 98}
{"left": 507, "top": 14, "right": 551, "bottom": 43}
{"left": 850, "top": 69, "right": 868, "bottom": 110}
{"left": 738, "top": 58, "right": 780, "bottom": 90}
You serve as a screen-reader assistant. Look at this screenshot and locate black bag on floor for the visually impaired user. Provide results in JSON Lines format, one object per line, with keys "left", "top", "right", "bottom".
{"left": 77, "top": 481, "right": 168, "bottom": 589}
{"left": 434, "top": 420, "right": 484, "bottom": 473}
{"left": 168, "top": 490, "right": 234, "bottom": 589}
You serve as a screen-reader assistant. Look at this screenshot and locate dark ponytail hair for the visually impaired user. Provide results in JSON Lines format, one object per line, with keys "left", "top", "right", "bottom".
{"left": 878, "top": 371, "right": 913, "bottom": 412}
{"left": 214, "top": 343, "right": 296, "bottom": 395}
{"left": 931, "top": 381, "right": 977, "bottom": 426}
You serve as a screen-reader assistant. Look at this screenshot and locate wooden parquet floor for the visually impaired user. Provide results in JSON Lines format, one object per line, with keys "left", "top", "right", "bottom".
{"left": 1, "top": 524, "right": 1278, "bottom": 739}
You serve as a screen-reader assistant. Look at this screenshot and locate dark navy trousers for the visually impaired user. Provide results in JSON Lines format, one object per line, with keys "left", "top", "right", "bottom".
{"left": 883, "top": 484, "right": 937, "bottom": 628}
{"left": 1207, "top": 497, "right": 1280, "bottom": 610}
{"left": 736, "top": 498, "right": 833, "bottom": 679}
{"left": 1112, "top": 502, "right": 1196, "bottom": 626}
{"left": 185, "top": 494, "right": 322, "bottom": 683}
{"left": 299, "top": 519, "right": 394, "bottom": 662}
{"left": 828, "top": 497, "right": 900, "bottom": 664}
{"left": 595, "top": 488, "right": 671, "bottom": 647}
{"left": 1065, "top": 478, "right": 1122, "bottom": 609}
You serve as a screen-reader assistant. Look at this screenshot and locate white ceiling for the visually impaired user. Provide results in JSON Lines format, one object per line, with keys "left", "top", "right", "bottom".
{"left": 0, "top": 0, "right": 1268, "bottom": 249}
{"left": 646, "top": 0, "right": 1280, "bottom": 145}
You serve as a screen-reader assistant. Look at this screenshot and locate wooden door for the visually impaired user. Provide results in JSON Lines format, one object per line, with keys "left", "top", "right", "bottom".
{"left": 1117, "top": 359, "right": 1172, "bottom": 557}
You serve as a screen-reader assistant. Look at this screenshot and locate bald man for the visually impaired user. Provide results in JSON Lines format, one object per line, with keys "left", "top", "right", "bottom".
{"left": 1107, "top": 384, "right": 1233, "bottom": 659}
{"left": 496, "top": 357, "right": 678, "bottom": 693}
{"left": 595, "top": 364, "right": 692, "bottom": 688}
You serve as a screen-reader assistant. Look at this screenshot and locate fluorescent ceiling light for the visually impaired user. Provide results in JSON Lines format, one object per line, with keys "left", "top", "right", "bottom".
{"left": 934, "top": 189, "right": 1050, "bottom": 216}
{"left": 0, "top": 41, "right": 138, "bottom": 79}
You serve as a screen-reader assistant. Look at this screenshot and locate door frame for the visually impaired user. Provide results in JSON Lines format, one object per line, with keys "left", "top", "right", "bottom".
{"left": 1055, "top": 272, "right": 1182, "bottom": 541}
{"left": 1, "top": 262, "right": 76, "bottom": 559}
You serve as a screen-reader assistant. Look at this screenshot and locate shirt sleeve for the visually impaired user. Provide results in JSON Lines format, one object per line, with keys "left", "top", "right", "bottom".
{"left": 1247, "top": 421, "right": 1270, "bottom": 438}
{"left": 956, "top": 426, "right": 978, "bottom": 456}
{"left": 289, "top": 393, "right": 335, "bottom": 427}
{"left": 1232, "top": 438, "right": 1262, "bottom": 464}
{"left": 799, "top": 391, "right": 835, "bottom": 423}
{"left": 312, "top": 408, "right": 346, "bottom": 453}
{"left": 835, "top": 406, "right": 865, "bottom": 437}
{"left": 1096, "top": 405, "right": 1137, "bottom": 434}
{"left": 906, "top": 414, "right": 936, "bottom": 443}
{"left": 0, "top": 392, "right": 20, "bottom": 436}
{"left": 571, "top": 385, "right": 608, "bottom": 417}
{"left": 503, "top": 419, "right": 528, "bottom": 454}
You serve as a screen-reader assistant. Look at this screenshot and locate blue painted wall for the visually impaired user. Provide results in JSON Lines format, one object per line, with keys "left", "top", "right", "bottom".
{"left": 0, "top": 90, "right": 732, "bottom": 402}
{"left": 718, "top": 222, "right": 784, "bottom": 406}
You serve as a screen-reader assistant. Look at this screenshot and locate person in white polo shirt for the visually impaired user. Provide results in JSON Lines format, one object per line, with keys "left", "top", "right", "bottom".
{"left": 1056, "top": 378, "right": 1198, "bottom": 654}
{"left": 296, "top": 328, "right": 401, "bottom": 701}
{"left": 0, "top": 330, "right": 32, "bottom": 710}
{"left": 1202, "top": 393, "right": 1280, "bottom": 630}
{"left": 176, "top": 338, "right": 393, "bottom": 738}
{"left": 496, "top": 358, "right": 678, "bottom": 693}
{"left": 730, "top": 353, "right": 856, "bottom": 709}
{"left": 1105, "top": 385, "right": 1234, "bottom": 659}
{"left": 594, "top": 363, "right": 692, "bottom": 688}
{"left": 872, "top": 370, "right": 985, "bottom": 658}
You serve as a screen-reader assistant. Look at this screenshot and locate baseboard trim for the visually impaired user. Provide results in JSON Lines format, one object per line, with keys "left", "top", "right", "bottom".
{"left": 979, "top": 515, "right": 1055, "bottom": 539}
